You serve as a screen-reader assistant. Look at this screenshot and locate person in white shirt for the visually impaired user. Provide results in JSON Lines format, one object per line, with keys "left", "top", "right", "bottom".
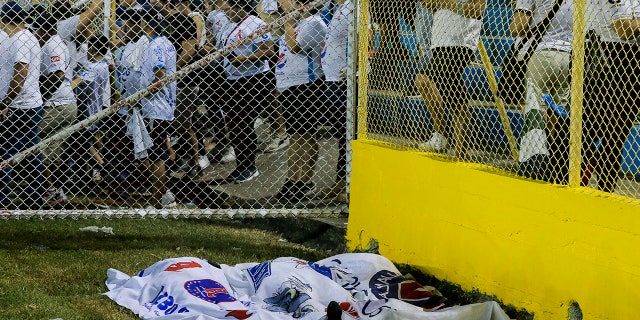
{"left": 56, "top": 0, "right": 105, "bottom": 72}
{"left": 414, "top": 0, "right": 485, "bottom": 159}
{"left": 138, "top": 5, "right": 178, "bottom": 208}
{"left": 274, "top": 0, "right": 327, "bottom": 201}
{"left": 30, "top": 11, "right": 78, "bottom": 201}
{"left": 321, "top": 0, "right": 351, "bottom": 202}
{"left": 70, "top": 35, "right": 111, "bottom": 184}
{"left": 581, "top": 0, "right": 640, "bottom": 192}
{"left": 216, "top": 0, "right": 275, "bottom": 183}
{"left": 510, "top": 0, "right": 573, "bottom": 184}
{"left": 0, "top": 2, "right": 45, "bottom": 210}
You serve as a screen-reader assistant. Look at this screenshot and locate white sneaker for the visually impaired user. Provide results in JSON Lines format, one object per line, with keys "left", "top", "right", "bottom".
{"left": 198, "top": 155, "right": 210, "bottom": 170}
{"left": 161, "top": 191, "right": 177, "bottom": 208}
{"left": 254, "top": 117, "right": 265, "bottom": 129}
{"left": 263, "top": 135, "right": 290, "bottom": 153}
{"left": 418, "top": 132, "right": 448, "bottom": 152}
{"left": 221, "top": 147, "right": 236, "bottom": 163}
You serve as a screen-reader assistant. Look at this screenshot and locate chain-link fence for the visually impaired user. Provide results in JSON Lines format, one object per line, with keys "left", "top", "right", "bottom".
{"left": 1, "top": 0, "right": 354, "bottom": 217}
{"left": 358, "top": 0, "right": 640, "bottom": 202}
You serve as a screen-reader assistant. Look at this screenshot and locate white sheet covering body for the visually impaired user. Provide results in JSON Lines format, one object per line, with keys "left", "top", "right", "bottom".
{"left": 105, "top": 253, "right": 511, "bottom": 320}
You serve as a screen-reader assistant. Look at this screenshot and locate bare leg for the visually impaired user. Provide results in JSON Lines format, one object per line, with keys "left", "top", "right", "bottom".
{"left": 415, "top": 73, "right": 445, "bottom": 134}
{"left": 287, "top": 134, "right": 304, "bottom": 181}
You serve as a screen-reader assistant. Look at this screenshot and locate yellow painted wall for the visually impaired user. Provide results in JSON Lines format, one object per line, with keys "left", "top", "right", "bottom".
{"left": 346, "top": 140, "right": 640, "bottom": 319}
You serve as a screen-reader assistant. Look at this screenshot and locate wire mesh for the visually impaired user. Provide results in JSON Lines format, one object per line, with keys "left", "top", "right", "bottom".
{"left": 0, "top": 0, "right": 353, "bottom": 217}
{"left": 358, "top": 0, "right": 640, "bottom": 202}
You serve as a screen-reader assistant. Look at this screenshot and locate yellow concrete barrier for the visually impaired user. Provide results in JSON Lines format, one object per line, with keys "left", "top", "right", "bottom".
{"left": 347, "top": 140, "right": 640, "bottom": 319}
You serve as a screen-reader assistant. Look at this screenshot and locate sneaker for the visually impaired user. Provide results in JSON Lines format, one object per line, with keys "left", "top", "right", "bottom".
{"left": 161, "top": 191, "right": 177, "bottom": 208}
{"left": 254, "top": 117, "right": 265, "bottom": 129}
{"left": 263, "top": 135, "right": 290, "bottom": 153}
{"left": 229, "top": 166, "right": 259, "bottom": 183}
{"left": 42, "top": 188, "right": 67, "bottom": 207}
{"left": 418, "top": 132, "right": 448, "bottom": 152}
{"left": 220, "top": 147, "right": 236, "bottom": 164}
{"left": 92, "top": 168, "right": 103, "bottom": 182}
{"left": 198, "top": 155, "right": 210, "bottom": 170}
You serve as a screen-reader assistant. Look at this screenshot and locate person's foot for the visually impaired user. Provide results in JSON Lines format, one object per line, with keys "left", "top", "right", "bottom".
{"left": 417, "top": 132, "right": 448, "bottom": 152}
{"left": 220, "top": 147, "right": 236, "bottom": 164}
{"left": 161, "top": 191, "right": 177, "bottom": 208}
{"left": 227, "top": 166, "right": 259, "bottom": 183}
{"left": 42, "top": 188, "right": 67, "bottom": 208}
{"left": 263, "top": 134, "right": 290, "bottom": 153}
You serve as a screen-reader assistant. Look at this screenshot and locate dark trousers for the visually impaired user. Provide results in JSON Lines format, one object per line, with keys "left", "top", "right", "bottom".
{"left": 1, "top": 107, "right": 45, "bottom": 209}
{"left": 326, "top": 81, "right": 347, "bottom": 182}
{"left": 225, "top": 72, "right": 274, "bottom": 172}
{"left": 584, "top": 41, "right": 640, "bottom": 192}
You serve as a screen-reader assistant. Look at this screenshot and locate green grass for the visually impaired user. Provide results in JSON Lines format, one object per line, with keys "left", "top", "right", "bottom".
{"left": 0, "top": 218, "right": 331, "bottom": 320}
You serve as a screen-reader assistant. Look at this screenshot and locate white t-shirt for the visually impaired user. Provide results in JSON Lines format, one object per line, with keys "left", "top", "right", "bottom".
{"left": 140, "top": 35, "right": 177, "bottom": 121}
{"left": 41, "top": 35, "right": 76, "bottom": 106}
{"left": 117, "top": 42, "right": 140, "bottom": 99}
{"left": 322, "top": 2, "right": 353, "bottom": 82}
{"left": 276, "top": 15, "right": 327, "bottom": 92}
{"left": 0, "top": 30, "right": 11, "bottom": 101}
{"left": 3, "top": 30, "right": 43, "bottom": 109}
{"left": 591, "top": 0, "right": 640, "bottom": 43}
{"left": 77, "top": 59, "right": 110, "bottom": 130}
{"left": 216, "top": 15, "right": 272, "bottom": 80}
{"left": 516, "top": 0, "right": 574, "bottom": 52}
{"left": 206, "top": 10, "right": 230, "bottom": 40}
{"left": 430, "top": 3, "right": 482, "bottom": 49}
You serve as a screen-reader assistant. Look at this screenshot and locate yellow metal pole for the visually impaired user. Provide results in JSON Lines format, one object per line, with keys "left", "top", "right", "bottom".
{"left": 477, "top": 40, "right": 519, "bottom": 162}
{"left": 357, "top": 0, "right": 370, "bottom": 140}
{"left": 569, "top": 0, "right": 586, "bottom": 187}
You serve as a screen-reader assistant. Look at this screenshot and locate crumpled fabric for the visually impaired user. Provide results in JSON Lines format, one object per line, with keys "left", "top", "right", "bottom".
{"left": 126, "top": 107, "right": 153, "bottom": 160}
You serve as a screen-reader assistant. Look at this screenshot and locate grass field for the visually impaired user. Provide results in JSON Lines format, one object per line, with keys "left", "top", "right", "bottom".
{"left": 0, "top": 218, "right": 342, "bottom": 320}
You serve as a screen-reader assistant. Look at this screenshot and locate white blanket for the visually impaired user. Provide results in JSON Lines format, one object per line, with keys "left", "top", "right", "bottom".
{"left": 105, "top": 253, "right": 511, "bottom": 320}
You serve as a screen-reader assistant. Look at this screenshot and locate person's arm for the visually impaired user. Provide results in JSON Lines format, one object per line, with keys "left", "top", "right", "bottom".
{"left": 78, "top": 0, "right": 104, "bottom": 39}
{"left": 235, "top": 41, "right": 274, "bottom": 64}
{"left": 611, "top": 18, "right": 640, "bottom": 40}
{"left": 422, "top": 0, "right": 486, "bottom": 20}
{"left": 509, "top": 10, "right": 533, "bottom": 37}
{"left": 40, "top": 70, "right": 66, "bottom": 100}
{"left": 0, "top": 62, "right": 29, "bottom": 109}
{"left": 284, "top": 20, "right": 304, "bottom": 53}
{"left": 192, "top": 14, "right": 205, "bottom": 47}
{"left": 178, "top": 39, "right": 198, "bottom": 69}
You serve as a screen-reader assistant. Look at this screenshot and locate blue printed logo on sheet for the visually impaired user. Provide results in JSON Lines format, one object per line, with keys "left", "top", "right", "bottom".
{"left": 307, "top": 261, "right": 332, "bottom": 279}
{"left": 247, "top": 262, "right": 272, "bottom": 290}
{"left": 184, "top": 279, "right": 236, "bottom": 304}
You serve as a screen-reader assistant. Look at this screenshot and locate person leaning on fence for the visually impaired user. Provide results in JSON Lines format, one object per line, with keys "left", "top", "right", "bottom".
{"left": 321, "top": 0, "right": 351, "bottom": 203}
{"left": 582, "top": 0, "right": 640, "bottom": 193}
{"left": 414, "top": 0, "right": 485, "bottom": 159}
{"left": 104, "top": 7, "right": 146, "bottom": 207}
{"left": 159, "top": 0, "right": 206, "bottom": 178}
{"left": 216, "top": 0, "right": 275, "bottom": 183}
{"left": 509, "top": 0, "right": 574, "bottom": 184}
{"left": 30, "top": 10, "right": 78, "bottom": 207}
{"left": 274, "top": 0, "right": 327, "bottom": 201}
{"left": 136, "top": 5, "right": 179, "bottom": 208}
{"left": 0, "top": 2, "right": 45, "bottom": 210}
{"left": 69, "top": 35, "right": 112, "bottom": 187}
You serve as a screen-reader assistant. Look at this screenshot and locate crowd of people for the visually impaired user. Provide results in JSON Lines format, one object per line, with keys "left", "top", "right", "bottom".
{"left": 0, "top": 0, "right": 352, "bottom": 210}
{"left": 400, "top": 0, "right": 640, "bottom": 193}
